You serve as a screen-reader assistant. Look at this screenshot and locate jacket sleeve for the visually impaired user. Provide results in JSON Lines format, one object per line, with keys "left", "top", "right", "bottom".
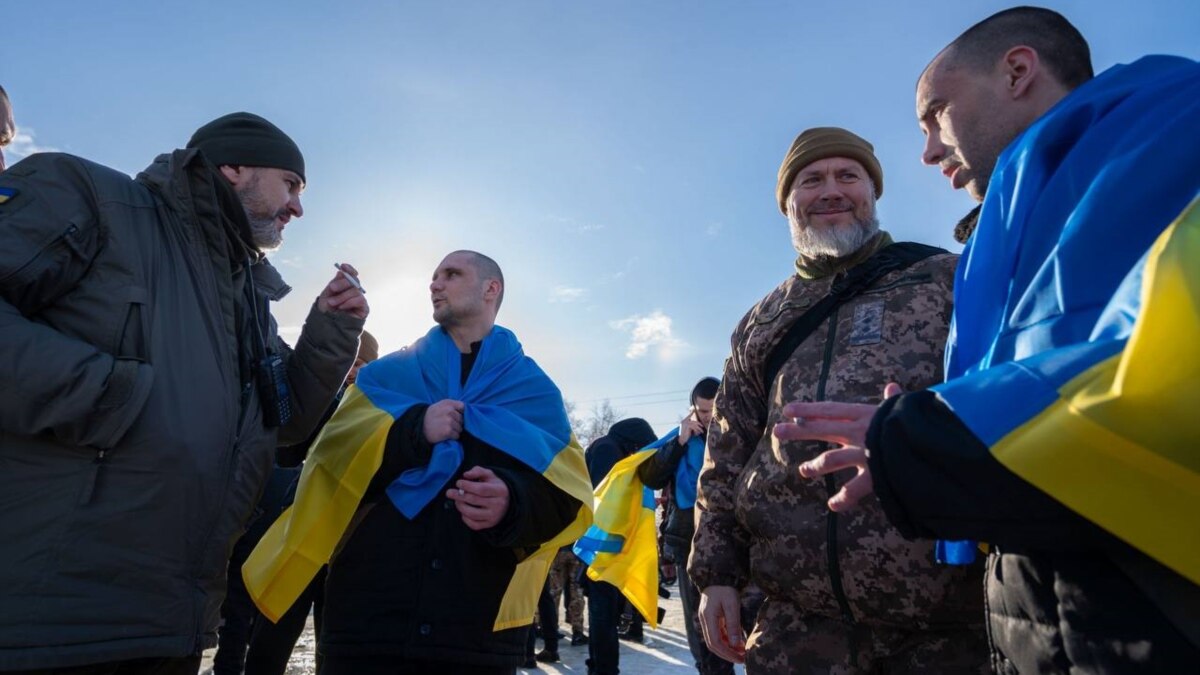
{"left": 484, "top": 464, "right": 581, "bottom": 551}
{"left": 362, "top": 404, "right": 433, "bottom": 502}
{"left": 689, "top": 321, "right": 758, "bottom": 591}
{"left": 637, "top": 439, "right": 685, "bottom": 489}
{"left": 866, "top": 390, "right": 1112, "bottom": 550}
{"left": 0, "top": 155, "right": 154, "bottom": 449}
{"left": 275, "top": 301, "right": 365, "bottom": 445}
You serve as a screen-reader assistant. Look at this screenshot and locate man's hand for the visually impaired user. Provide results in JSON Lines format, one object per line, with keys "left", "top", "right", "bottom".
{"left": 423, "top": 399, "right": 464, "bottom": 444}
{"left": 772, "top": 383, "right": 902, "bottom": 512}
{"left": 446, "top": 465, "right": 510, "bottom": 530}
{"left": 678, "top": 415, "right": 705, "bottom": 445}
{"left": 699, "top": 585, "right": 745, "bottom": 664}
{"left": 318, "top": 263, "right": 369, "bottom": 319}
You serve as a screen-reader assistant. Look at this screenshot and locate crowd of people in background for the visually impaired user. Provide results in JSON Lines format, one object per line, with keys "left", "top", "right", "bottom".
{"left": 0, "top": 5, "right": 1196, "bottom": 675}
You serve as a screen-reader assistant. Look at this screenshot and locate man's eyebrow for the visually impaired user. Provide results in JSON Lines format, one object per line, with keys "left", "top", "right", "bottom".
{"left": 917, "top": 97, "right": 943, "bottom": 121}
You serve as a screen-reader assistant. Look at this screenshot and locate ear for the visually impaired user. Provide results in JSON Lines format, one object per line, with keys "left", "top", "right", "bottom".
{"left": 218, "top": 164, "right": 249, "bottom": 187}
{"left": 1001, "top": 46, "right": 1039, "bottom": 99}
{"left": 483, "top": 278, "right": 501, "bottom": 302}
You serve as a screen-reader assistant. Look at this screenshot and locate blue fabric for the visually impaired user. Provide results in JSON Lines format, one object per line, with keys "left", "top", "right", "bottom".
{"left": 935, "top": 540, "right": 977, "bottom": 565}
{"left": 636, "top": 427, "right": 705, "bottom": 509}
{"left": 930, "top": 55, "right": 1200, "bottom": 562}
{"left": 574, "top": 525, "right": 626, "bottom": 563}
{"left": 353, "top": 325, "right": 571, "bottom": 519}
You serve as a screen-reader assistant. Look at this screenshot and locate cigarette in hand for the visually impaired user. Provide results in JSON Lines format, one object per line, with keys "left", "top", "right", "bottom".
{"left": 334, "top": 263, "right": 366, "bottom": 294}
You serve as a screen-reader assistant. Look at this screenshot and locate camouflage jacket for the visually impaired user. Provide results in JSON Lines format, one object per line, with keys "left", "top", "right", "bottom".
{"left": 690, "top": 249, "right": 984, "bottom": 630}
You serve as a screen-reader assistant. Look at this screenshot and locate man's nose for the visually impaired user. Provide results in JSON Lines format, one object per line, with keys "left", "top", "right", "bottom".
{"left": 922, "top": 134, "right": 947, "bottom": 166}
{"left": 289, "top": 195, "right": 304, "bottom": 218}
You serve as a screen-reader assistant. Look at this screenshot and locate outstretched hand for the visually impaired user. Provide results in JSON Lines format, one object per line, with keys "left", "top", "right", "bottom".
{"left": 771, "top": 383, "right": 902, "bottom": 511}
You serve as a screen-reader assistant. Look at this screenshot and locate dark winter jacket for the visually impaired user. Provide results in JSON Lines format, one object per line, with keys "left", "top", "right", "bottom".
{"left": 636, "top": 436, "right": 696, "bottom": 552}
{"left": 584, "top": 418, "right": 658, "bottom": 488}
{"left": 868, "top": 391, "right": 1200, "bottom": 672}
{"left": 0, "top": 151, "right": 361, "bottom": 670}
{"left": 320, "top": 344, "right": 581, "bottom": 668}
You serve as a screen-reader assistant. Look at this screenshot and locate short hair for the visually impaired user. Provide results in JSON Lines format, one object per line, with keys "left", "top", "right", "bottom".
{"left": 451, "top": 249, "right": 505, "bottom": 310}
{"left": 945, "top": 6, "right": 1093, "bottom": 90}
{"left": 690, "top": 376, "right": 720, "bottom": 405}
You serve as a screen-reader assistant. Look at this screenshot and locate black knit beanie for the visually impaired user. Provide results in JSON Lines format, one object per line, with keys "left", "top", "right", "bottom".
{"left": 187, "top": 112, "right": 305, "bottom": 184}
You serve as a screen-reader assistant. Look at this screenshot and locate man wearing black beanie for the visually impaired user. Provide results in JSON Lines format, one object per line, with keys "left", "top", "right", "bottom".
{"left": 0, "top": 112, "right": 368, "bottom": 674}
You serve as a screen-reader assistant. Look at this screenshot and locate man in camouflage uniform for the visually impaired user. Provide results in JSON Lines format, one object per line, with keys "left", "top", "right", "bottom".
{"left": 546, "top": 546, "right": 587, "bottom": 644}
{"left": 690, "top": 127, "right": 987, "bottom": 674}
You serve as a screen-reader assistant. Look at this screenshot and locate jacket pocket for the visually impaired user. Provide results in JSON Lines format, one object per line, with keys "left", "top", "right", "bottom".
{"left": 115, "top": 287, "right": 151, "bottom": 362}
{"left": 860, "top": 272, "right": 933, "bottom": 295}
{"left": 0, "top": 220, "right": 100, "bottom": 313}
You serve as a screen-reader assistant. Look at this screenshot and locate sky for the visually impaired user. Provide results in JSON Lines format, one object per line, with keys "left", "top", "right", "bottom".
{"left": 4, "top": 1, "right": 1197, "bottom": 434}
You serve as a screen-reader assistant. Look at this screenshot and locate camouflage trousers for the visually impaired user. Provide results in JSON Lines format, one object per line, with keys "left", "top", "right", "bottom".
{"left": 547, "top": 548, "right": 585, "bottom": 633}
{"left": 745, "top": 597, "right": 989, "bottom": 675}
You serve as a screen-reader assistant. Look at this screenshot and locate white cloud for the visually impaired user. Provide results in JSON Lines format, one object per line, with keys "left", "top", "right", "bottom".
{"left": 549, "top": 285, "right": 587, "bottom": 303}
{"left": 706, "top": 221, "right": 723, "bottom": 238}
{"left": 6, "top": 127, "right": 58, "bottom": 163}
{"left": 610, "top": 309, "right": 686, "bottom": 359}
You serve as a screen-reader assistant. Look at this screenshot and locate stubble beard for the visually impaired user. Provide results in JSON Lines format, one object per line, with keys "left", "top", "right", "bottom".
{"left": 236, "top": 175, "right": 286, "bottom": 252}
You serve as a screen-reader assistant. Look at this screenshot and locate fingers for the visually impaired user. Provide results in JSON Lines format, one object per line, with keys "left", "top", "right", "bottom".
{"left": 460, "top": 465, "right": 494, "bottom": 482}
{"left": 884, "top": 382, "right": 904, "bottom": 399}
{"left": 699, "top": 588, "right": 745, "bottom": 664}
{"left": 337, "top": 262, "right": 360, "bottom": 277}
{"left": 773, "top": 418, "right": 863, "bottom": 446}
{"left": 798, "top": 447, "right": 868, "bottom": 479}
{"left": 781, "top": 400, "right": 876, "bottom": 421}
{"left": 828, "top": 470, "right": 874, "bottom": 512}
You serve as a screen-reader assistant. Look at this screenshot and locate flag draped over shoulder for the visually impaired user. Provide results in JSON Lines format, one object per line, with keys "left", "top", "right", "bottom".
{"left": 932, "top": 55, "right": 1200, "bottom": 584}
{"left": 243, "top": 325, "right": 594, "bottom": 630}
{"left": 574, "top": 428, "right": 683, "bottom": 627}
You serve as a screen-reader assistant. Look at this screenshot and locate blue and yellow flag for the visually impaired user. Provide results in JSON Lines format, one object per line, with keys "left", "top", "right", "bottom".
{"left": 933, "top": 56, "right": 1200, "bottom": 584}
{"left": 574, "top": 428, "right": 687, "bottom": 627}
{"left": 244, "top": 325, "right": 594, "bottom": 630}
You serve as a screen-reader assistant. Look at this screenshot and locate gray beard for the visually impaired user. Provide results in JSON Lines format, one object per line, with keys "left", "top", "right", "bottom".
{"left": 791, "top": 214, "right": 880, "bottom": 258}
{"left": 246, "top": 210, "right": 282, "bottom": 251}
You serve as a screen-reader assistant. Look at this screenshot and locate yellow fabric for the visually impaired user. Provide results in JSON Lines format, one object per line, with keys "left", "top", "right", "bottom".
{"left": 492, "top": 435, "right": 593, "bottom": 630}
{"left": 992, "top": 201, "right": 1200, "bottom": 584}
{"left": 243, "top": 388, "right": 595, "bottom": 630}
{"left": 243, "top": 387, "right": 390, "bottom": 622}
{"left": 584, "top": 448, "right": 662, "bottom": 628}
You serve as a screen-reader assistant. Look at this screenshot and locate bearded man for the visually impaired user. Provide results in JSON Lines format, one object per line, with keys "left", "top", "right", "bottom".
{"left": 0, "top": 112, "right": 366, "bottom": 674}
{"left": 690, "top": 127, "right": 987, "bottom": 674}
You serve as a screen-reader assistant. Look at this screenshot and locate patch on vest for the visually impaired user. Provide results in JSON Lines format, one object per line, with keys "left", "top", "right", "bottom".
{"left": 849, "top": 298, "right": 885, "bottom": 346}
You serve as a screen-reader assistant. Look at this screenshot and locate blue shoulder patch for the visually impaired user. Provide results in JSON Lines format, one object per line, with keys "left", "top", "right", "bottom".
{"left": 0, "top": 186, "right": 18, "bottom": 204}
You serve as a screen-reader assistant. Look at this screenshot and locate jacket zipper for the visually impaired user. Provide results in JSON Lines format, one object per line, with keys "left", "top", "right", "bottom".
{"left": 813, "top": 302, "right": 856, "bottom": 628}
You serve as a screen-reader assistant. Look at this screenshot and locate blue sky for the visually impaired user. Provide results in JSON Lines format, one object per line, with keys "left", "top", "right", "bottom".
{"left": 4, "top": 1, "right": 1197, "bottom": 433}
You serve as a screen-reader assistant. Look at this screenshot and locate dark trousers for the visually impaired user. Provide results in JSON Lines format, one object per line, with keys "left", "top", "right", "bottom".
{"left": 8, "top": 657, "right": 201, "bottom": 675}
{"left": 320, "top": 655, "right": 514, "bottom": 675}
{"left": 670, "top": 543, "right": 733, "bottom": 675}
{"left": 213, "top": 467, "right": 301, "bottom": 675}
{"left": 243, "top": 568, "right": 325, "bottom": 675}
{"left": 537, "top": 583, "right": 559, "bottom": 652}
{"left": 585, "top": 578, "right": 623, "bottom": 675}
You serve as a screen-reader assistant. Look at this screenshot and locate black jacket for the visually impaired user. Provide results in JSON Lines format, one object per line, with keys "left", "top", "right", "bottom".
{"left": 868, "top": 391, "right": 1200, "bottom": 673}
{"left": 584, "top": 418, "right": 657, "bottom": 488}
{"left": 0, "top": 152, "right": 360, "bottom": 670}
{"left": 636, "top": 435, "right": 695, "bottom": 551}
{"left": 321, "top": 345, "right": 580, "bottom": 667}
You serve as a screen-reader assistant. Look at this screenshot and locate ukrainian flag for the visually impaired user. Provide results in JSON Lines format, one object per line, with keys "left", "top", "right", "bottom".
{"left": 574, "top": 429, "right": 685, "bottom": 627}
{"left": 933, "top": 56, "right": 1200, "bottom": 584}
{"left": 243, "top": 325, "right": 594, "bottom": 630}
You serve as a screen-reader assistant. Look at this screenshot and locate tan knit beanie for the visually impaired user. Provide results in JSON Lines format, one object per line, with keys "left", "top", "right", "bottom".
{"left": 776, "top": 127, "right": 883, "bottom": 215}
{"left": 357, "top": 330, "right": 380, "bottom": 363}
